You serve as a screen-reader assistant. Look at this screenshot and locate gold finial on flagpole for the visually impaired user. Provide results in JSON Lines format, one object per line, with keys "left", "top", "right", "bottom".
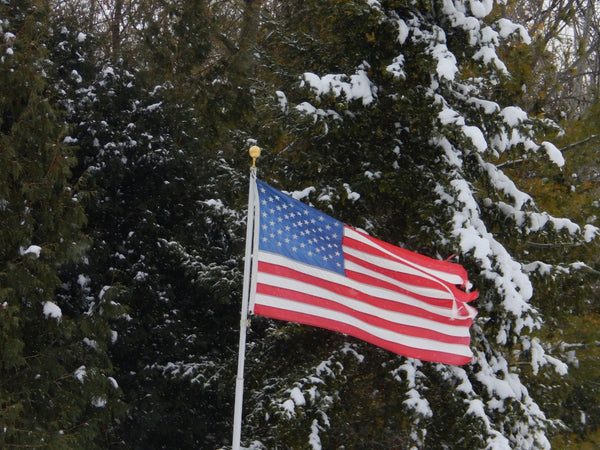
{"left": 249, "top": 145, "right": 261, "bottom": 167}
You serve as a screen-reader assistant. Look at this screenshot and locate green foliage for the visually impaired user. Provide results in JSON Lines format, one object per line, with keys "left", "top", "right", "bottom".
{"left": 1, "top": 0, "right": 598, "bottom": 447}
{"left": 245, "top": 0, "right": 599, "bottom": 448}
{"left": 0, "top": 1, "right": 124, "bottom": 447}
{"left": 46, "top": 1, "right": 260, "bottom": 446}
{"left": 503, "top": 102, "right": 600, "bottom": 445}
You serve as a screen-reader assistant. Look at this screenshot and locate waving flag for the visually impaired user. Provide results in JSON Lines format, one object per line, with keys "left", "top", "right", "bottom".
{"left": 248, "top": 179, "right": 478, "bottom": 365}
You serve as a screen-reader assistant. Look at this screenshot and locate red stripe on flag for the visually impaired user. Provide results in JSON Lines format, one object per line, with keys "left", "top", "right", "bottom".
{"left": 256, "top": 283, "right": 471, "bottom": 345}
{"left": 257, "top": 260, "right": 474, "bottom": 326}
{"left": 344, "top": 240, "right": 478, "bottom": 304}
{"left": 345, "top": 268, "right": 475, "bottom": 318}
{"left": 344, "top": 227, "right": 472, "bottom": 287}
{"left": 252, "top": 303, "right": 473, "bottom": 366}
{"left": 344, "top": 251, "right": 477, "bottom": 305}
{"left": 344, "top": 251, "right": 451, "bottom": 295}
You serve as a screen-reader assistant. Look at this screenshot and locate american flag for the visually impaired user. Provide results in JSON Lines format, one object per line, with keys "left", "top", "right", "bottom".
{"left": 249, "top": 180, "right": 478, "bottom": 365}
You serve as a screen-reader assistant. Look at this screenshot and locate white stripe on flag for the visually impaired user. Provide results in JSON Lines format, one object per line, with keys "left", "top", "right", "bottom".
{"left": 344, "top": 256, "right": 454, "bottom": 301}
{"left": 257, "top": 251, "right": 464, "bottom": 319}
{"left": 256, "top": 269, "right": 471, "bottom": 337}
{"left": 254, "top": 294, "right": 474, "bottom": 358}
{"left": 344, "top": 227, "right": 467, "bottom": 285}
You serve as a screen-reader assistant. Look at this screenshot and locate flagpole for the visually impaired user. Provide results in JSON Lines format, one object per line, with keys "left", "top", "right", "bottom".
{"left": 232, "top": 146, "right": 261, "bottom": 450}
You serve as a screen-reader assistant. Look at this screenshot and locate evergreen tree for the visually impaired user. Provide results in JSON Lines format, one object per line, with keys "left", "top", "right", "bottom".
{"left": 0, "top": 1, "right": 123, "bottom": 447}
{"left": 491, "top": 2, "right": 600, "bottom": 443}
{"left": 237, "top": 0, "right": 599, "bottom": 448}
{"left": 6, "top": 0, "right": 594, "bottom": 447}
{"left": 50, "top": 1, "right": 258, "bottom": 447}
{"left": 500, "top": 102, "right": 600, "bottom": 445}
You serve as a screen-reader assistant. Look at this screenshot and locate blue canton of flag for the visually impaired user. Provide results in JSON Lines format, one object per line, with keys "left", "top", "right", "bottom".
{"left": 256, "top": 180, "right": 345, "bottom": 275}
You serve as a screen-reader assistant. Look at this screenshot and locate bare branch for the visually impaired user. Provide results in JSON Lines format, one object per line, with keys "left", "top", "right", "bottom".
{"left": 560, "top": 134, "right": 599, "bottom": 152}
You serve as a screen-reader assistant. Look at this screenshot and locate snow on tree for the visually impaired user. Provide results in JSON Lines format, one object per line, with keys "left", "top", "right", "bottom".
{"left": 4, "top": 0, "right": 597, "bottom": 447}
{"left": 0, "top": 2, "right": 125, "bottom": 447}
{"left": 49, "top": 1, "right": 258, "bottom": 446}
{"left": 241, "top": 0, "right": 600, "bottom": 448}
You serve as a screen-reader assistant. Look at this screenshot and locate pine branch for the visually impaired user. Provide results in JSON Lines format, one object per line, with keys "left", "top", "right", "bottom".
{"left": 495, "top": 134, "right": 599, "bottom": 169}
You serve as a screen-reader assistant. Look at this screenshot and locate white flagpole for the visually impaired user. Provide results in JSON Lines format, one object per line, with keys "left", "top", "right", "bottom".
{"left": 232, "top": 146, "right": 261, "bottom": 450}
